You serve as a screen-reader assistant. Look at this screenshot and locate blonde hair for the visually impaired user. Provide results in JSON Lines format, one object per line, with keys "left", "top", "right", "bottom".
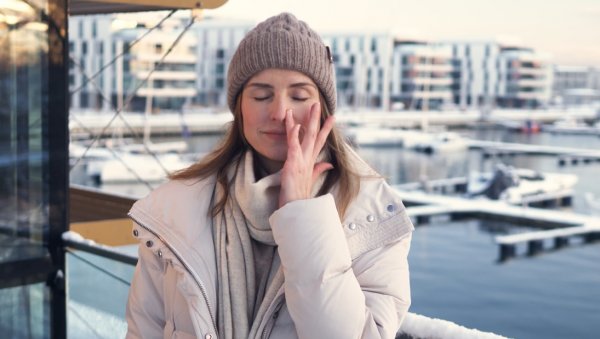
{"left": 170, "top": 93, "right": 361, "bottom": 219}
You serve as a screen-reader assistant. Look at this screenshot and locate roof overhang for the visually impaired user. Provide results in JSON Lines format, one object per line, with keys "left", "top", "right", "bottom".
{"left": 69, "top": 0, "right": 227, "bottom": 15}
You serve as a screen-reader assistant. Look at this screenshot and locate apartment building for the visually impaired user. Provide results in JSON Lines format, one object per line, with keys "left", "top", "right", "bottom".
{"left": 553, "top": 65, "right": 600, "bottom": 105}
{"left": 69, "top": 14, "right": 252, "bottom": 112}
{"left": 69, "top": 15, "right": 114, "bottom": 111}
{"left": 70, "top": 15, "right": 559, "bottom": 112}
{"left": 192, "top": 19, "right": 253, "bottom": 108}
{"left": 390, "top": 41, "right": 453, "bottom": 110}
{"left": 443, "top": 41, "right": 553, "bottom": 109}
{"left": 321, "top": 32, "right": 394, "bottom": 109}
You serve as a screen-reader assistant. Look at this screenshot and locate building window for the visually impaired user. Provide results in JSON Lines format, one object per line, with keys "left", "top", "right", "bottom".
{"left": 82, "top": 42, "right": 87, "bottom": 54}
{"left": 371, "top": 38, "right": 377, "bottom": 52}
{"left": 92, "top": 20, "right": 97, "bottom": 37}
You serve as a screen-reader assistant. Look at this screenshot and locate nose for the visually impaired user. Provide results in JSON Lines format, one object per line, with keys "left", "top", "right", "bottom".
{"left": 268, "top": 95, "right": 287, "bottom": 122}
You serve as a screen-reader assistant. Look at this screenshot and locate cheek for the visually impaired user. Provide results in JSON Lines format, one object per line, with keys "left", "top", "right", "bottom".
{"left": 293, "top": 101, "right": 319, "bottom": 124}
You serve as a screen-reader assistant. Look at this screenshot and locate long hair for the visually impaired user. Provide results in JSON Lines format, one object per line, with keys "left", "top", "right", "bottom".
{"left": 170, "top": 93, "right": 361, "bottom": 219}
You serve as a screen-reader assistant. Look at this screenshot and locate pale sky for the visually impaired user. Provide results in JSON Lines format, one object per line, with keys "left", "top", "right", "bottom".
{"left": 209, "top": 0, "right": 600, "bottom": 67}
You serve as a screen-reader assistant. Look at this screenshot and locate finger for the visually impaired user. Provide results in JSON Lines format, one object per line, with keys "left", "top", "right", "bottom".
{"left": 303, "top": 102, "right": 321, "bottom": 153}
{"left": 287, "top": 123, "right": 302, "bottom": 157}
{"left": 312, "top": 162, "right": 334, "bottom": 183}
{"left": 313, "top": 115, "right": 335, "bottom": 159}
{"left": 285, "top": 109, "right": 294, "bottom": 136}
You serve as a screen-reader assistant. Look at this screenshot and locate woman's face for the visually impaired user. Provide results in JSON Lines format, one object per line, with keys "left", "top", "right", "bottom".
{"left": 241, "top": 68, "right": 320, "bottom": 173}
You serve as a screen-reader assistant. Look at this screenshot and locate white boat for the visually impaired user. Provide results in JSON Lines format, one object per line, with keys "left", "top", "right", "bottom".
{"left": 497, "top": 120, "right": 541, "bottom": 133}
{"left": 412, "top": 132, "right": 469, "bottom": 154}
{"left": 344, "top": 126, "right": 406, "bottom": 147}
{"left": 98, "top": 152, "right": 194, "bottom": 183}
{"left": 542, "top": 117, "right": 599, "bottom": 135}
{"left": 467, "top": 164, "right": 578, "bottom": 205}
{"left": 119, "top": 140, "right": 188, "bottom": 154}
{"left": 69, "top": 142, "right": 114, "bottom": 162}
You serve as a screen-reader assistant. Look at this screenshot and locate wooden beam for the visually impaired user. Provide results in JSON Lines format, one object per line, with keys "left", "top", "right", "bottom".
{"left": 70, "top": 218, "right": 136, "bottom": 246}
{"left": 69, "top": 0, "right": 227, "bottom": 15}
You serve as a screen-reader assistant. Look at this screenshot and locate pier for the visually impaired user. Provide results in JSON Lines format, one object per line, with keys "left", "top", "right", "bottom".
{"left": 396, "top": 176, "right": 574, "bottom": 208}
{"left": 468, "top": 140, "right": 600, "bottom": 164}
{"left": 394, "top": 189, "right": 600, "bottom": 261}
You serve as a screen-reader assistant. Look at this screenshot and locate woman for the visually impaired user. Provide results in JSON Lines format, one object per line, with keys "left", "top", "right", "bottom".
{"left": 126, "top": 12, "right": 413, "bottom": 339}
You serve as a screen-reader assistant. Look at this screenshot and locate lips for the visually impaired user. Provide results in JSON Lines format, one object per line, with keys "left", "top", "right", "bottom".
{"left": 261, "top": 130, "right": 286, "bottom": 137}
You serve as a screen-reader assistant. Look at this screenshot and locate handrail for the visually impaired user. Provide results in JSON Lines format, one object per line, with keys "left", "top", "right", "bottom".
{"left": 62, "top": 231, "right": 137, "bottom": 266}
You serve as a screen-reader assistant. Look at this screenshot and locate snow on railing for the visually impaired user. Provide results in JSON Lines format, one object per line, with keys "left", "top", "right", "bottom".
{"left": 397, "top": 312, "right": 508, "bottom": 339}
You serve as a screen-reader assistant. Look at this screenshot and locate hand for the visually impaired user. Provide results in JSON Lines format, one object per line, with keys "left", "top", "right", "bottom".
{"left": 279, "top": 102, "right": 335, "bottom": 208}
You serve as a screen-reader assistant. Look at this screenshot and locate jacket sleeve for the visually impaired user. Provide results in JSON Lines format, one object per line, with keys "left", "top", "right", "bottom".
{"left": 126, "top": 236, "right": 166, "bottom": 339}
{"left": 270, "top": 194, "right": 412, "bottom": 339}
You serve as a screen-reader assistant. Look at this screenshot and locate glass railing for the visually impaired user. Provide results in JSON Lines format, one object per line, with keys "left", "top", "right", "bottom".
{"left": 64, "top": 238, "right": 137, "bottom": 338}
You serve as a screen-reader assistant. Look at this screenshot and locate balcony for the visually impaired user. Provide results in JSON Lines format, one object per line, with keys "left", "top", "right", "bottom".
{"left": 136, "top": 87, "right": 197, "bottom": 97}
{"left": 408, "top": 91, "right": 453, "bottom": 100}
{"left": 514, "top": 78, "right": 548, "bottom": 87}
{"left": 402, "top": 77, "right": 453, "bottom": 86}
{"left": 515, "top": 91, "right": 547, "bottom": 100}
{"left": 402, "top": 63, "right": 453, "bottom": 73}
{"left": 134, "top": 54, "right": 196, "bottom": 64}
{"left": 135, "top": 70, "right": 196, "bottom": 80}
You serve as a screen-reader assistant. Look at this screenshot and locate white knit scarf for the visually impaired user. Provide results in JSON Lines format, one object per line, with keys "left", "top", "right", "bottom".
{"left": 213, "top": 151, "right": 287, "bottom": 339}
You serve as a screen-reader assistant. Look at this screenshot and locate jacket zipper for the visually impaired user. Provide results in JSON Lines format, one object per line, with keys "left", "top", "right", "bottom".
{"left": 261, "top": 295, "right": 284, "bottom": 339}
{"left": 128, "top": 213, "right": 218, "bottom": 336}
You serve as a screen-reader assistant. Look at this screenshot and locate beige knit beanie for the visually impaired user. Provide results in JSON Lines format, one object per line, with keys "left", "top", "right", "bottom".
{"left": 227, "top": 12, "right": 336, "bottom": 113}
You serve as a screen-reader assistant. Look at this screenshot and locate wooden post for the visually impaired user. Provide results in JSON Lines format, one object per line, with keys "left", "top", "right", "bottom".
{"left": 527, "top": 240, "right": 544, "bottom": 256}
{"left": 500, "top": 244, "right": 516, "bottom": 261}
{"left": 554, "top": 236, "right": 569, "bottom": 248}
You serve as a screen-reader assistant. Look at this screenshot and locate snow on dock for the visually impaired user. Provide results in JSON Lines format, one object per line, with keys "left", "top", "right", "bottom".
{"left": 395, "top": 189, "right": 600, "bottom": 261}
{"left": 468, "top": 140, "right": 600, "bottom": 164}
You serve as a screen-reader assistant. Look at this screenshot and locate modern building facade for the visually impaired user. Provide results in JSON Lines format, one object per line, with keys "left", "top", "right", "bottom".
{"left": 69, "top": 14, "right": 114, "bottom": 111}
{"left": 390, "top": 41, "right": 453, "bottom": 110}
{"left": 69, "top": 15, "right": 564, "bottom": 112}
{"left": 553, "top": 65, "right": 600, "bottom": 106}
{"left": 321, "top": 32, "right": 394, "bottom": 109}
{"left": 69, "top": 14, "right": 253, "bottom": 112}
{"left": 442, "top": 41, "right": 553, "bottom": 109}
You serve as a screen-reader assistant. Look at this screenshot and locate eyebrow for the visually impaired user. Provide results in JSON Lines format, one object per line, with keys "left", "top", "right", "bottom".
{"left": 245, "top": 82, "right": 318, "bottom": 90}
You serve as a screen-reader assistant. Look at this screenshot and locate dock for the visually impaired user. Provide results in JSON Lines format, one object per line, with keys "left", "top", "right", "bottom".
{"left": 395, "top": 189, "right": 600, "bottom": 261}
{"left": 396, "top": 176, "right": 574, "bottom": 208}
{"left": 468, "top": 140, "right": 600, "bottom": 164}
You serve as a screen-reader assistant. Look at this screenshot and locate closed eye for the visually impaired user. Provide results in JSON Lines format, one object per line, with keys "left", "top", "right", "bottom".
{"left": 292, "top": 97, "right": 309, "bottom": 102}
{"left": 253, "top": 96, "right": 271, "bottom": 101}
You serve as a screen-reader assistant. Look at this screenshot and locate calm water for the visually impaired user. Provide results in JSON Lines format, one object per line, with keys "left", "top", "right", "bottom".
{"left": 70, "top": 127, "right": 600, "bottom": 338}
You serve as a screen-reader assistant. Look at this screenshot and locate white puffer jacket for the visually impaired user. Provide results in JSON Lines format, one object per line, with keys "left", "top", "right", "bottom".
{"left": 126, "top": 174, "right": 413, "bottom": 339}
